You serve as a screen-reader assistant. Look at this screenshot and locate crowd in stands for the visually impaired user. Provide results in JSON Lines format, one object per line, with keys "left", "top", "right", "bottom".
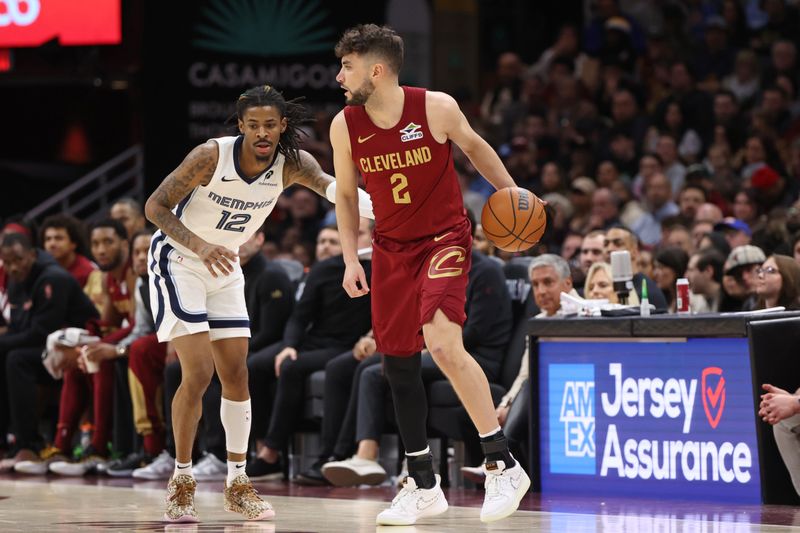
{"left": 2, "top": 0, "right": 800, "bottom": 492}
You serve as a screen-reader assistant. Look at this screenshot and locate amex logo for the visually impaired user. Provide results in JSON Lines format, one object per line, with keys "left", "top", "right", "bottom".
{"left": 549, "top": 364, "right": 596, "bottom": 475}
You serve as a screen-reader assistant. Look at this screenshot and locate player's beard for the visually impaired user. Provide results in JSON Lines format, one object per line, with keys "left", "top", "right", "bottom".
{"left": 97, "top": 252, "right": 122, "bottom": 272}
{"left": 345, "top": 79, "right": 375, "bottom": 106}
{"left": 253, "top": 141, "right": 275, "bottom": 163}
{"left": 254, "top": 150, "right": 273, "bottom": 163}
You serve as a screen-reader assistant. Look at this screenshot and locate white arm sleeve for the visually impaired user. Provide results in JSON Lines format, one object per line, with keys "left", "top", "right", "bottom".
{"left": 325, "top": 181, "right": 374, "bottom": 220}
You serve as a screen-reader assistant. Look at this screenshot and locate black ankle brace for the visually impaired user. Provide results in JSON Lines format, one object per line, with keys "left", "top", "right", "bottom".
{"left": 406, "top": 452, "right": 436, "bottom": 489}
{"left": 480, "top": 430, "right": 516, "bottom": 469}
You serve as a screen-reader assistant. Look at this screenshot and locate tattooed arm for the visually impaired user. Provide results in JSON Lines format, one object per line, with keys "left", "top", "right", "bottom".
{"left": 284, "top": 149, "right": 374, "bottom": 219}
{"left": 144, "top": 142, "right": 236, "bottom": 277}
{"left": 144, "top": 142, "right": 217, "bottom": 252}
{"left": 283, "top": 149, "right": 334, "bottom": 196}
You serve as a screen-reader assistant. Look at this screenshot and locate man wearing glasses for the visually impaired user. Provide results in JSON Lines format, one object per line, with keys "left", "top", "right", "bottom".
{"left": 603, "top": 226, "right": 668, "bottom": 310}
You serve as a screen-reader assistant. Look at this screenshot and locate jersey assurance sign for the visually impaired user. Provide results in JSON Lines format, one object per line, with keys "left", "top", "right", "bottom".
{"left": 0, "top": 0, "right": 121, "bottom": 47}
{"left": 540, "top": 338, "right": 762, "bottom": 503}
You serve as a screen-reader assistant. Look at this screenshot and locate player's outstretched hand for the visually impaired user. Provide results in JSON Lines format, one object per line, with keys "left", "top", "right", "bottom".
{"left": 343, "top": 261, "right": 369, "bottom": 298}
{"left": 196, "top": 242, "right": 238, "bottom": 277}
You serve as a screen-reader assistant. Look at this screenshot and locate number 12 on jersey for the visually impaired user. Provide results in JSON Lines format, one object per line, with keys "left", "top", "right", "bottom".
{"left": 391, "top": 173, "right": 411, "bottom": 204}
{"left": 215, "top": 210, "right": 251, "bottom": 232}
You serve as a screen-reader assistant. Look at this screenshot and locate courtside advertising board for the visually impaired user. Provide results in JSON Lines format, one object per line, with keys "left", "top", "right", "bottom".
{"left": 539, "top": 338, "right": 761, "bottom": 502}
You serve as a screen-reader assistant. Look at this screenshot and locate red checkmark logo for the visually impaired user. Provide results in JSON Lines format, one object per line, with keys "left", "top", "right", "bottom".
{"left": 701, "top": 367, "right": 726, "bottom": 429}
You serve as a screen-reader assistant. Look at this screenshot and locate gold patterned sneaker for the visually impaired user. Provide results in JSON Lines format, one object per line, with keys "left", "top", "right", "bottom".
{"left": 164, "top": 474, "right": 199, "bottom": 523}
{"left": 223, "top": 474, "right": 275, "bottom": 520}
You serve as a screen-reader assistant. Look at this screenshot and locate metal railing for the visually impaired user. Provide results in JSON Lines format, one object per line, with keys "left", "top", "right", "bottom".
{"left": 25, "top": 145, "right": 145, "bottom": 223}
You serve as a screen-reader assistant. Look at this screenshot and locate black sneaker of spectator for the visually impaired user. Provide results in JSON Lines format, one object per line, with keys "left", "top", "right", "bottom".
{"left": 245, "top": 457, "right": 284, "bottom": 480}
{"left": 105, "top": 451, "right": 155, "bottom": 477}
{"left": 294, "top": 457, "right": 333, "bottom": 486}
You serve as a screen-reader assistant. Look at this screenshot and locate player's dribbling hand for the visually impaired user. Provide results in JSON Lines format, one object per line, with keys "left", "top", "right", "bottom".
{"left": 196, "top": 242, "right": 238, "bottom": 277}
{"left": 343, "top": 261, "right": 369, "bottom": 298}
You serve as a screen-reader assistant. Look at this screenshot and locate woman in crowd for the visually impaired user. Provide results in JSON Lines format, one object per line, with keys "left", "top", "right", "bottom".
{"left": 584, "top": 262, "right": 639, "bottom": 304}
{"left": 755, "top": 255, "right": 800, "bottom": 310}
{"left": 653, "top": 247, "right": 688, "bottom": 312}
{"left": 732, "top": 189, "right": 761, "bottom": 229}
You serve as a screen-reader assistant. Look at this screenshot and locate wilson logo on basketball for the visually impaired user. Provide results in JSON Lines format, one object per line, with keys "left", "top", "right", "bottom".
{"left": 701, "top": 367, "right": 725, "bottom": 429}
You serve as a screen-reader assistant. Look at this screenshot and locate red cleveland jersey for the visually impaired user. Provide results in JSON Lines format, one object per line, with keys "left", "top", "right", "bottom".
{"left": 96, "top": 261, "right": 135, "bottom": 343}
{"left": 106, "top": 261, "right": 135, "bottom": 324}
{"left": 66, "top": 254, "right": 97, "bottom": 289}
{"left": 344, "top": 86, "right": 466, "bottom": 242}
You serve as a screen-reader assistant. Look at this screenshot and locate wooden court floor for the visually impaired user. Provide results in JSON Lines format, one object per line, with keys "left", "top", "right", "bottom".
{"left": 1, "top": 475, "right": 799, "bottom": 532}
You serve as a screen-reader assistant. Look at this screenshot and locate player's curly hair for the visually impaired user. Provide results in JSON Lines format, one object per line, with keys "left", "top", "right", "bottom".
{"left": 335, "top": 24, "right": 404, "bottom": 74}
{"left": 40, "top": 213, "right": 90, "bottom": 257}
{"left": 231, "top": 85, "right": 314, "bottom": 166}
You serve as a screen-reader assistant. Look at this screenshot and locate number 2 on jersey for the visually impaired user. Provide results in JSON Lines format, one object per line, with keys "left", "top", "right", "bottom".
{"left": 215, "top": 210, "right": 251, "bottom": 232}
{"left": 390, "top": 173, "right": 411, "bottom": 204}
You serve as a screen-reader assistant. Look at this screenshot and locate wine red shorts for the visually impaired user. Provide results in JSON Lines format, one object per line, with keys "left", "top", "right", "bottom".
{"left": 370, "top": 219, "right": 472, "bottom": 356}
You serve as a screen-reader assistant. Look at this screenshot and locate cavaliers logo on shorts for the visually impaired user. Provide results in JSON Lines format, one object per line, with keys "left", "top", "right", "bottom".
{"left": 427, "top": 246, "right": 467, "bottom": 279}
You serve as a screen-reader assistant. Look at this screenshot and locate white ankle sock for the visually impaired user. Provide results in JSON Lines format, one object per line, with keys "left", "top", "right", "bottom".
{"left": 174, "top": 460, "right": 193, "bottom": 479}
{"left": 479, "top": 426, "right": 502, "bottom": 439}
{"left": 227, "top": 460, "right": 246, "bottom": 484}
{"left": 406, "top": 445, "right": 430, "bottom": 457}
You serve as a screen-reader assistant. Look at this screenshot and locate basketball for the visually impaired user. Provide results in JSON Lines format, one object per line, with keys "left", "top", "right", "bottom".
{"left": 480, "top": 187, "right": 546, "bottom": 252}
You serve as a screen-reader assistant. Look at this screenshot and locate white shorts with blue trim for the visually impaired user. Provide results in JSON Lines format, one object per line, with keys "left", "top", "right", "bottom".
{"left": 148, "top": 232, "right": 250, "bottom": 342}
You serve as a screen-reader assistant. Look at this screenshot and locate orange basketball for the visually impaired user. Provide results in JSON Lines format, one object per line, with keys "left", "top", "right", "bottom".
{"left": 480, "top": 187, "right": 546, "bottom": 252}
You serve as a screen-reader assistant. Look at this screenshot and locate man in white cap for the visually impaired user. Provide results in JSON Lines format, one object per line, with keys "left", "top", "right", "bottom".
{"left": 723, "top": 244, "right": 766, "bottom": 311}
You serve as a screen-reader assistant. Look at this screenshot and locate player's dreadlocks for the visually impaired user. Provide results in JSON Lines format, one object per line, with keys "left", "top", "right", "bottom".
{"left": 232, "top": 85, "right": 314, "bottom": 166}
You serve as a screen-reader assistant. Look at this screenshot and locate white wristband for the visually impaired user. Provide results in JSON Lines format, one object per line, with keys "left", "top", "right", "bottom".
{"left": 325, "top": 181, "right": 374, "bottom": 220}
{"left": 325, "top": 181, "right": 337, "bottom": 203}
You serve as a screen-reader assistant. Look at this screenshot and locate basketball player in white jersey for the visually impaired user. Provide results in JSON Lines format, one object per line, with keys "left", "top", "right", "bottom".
{"left": 145, "top": 85, "right": 372, "bottom": 523}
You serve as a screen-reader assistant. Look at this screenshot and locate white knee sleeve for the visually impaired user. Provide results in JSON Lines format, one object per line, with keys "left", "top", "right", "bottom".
{"left": 221, "top": 397, "right": 251, "bottom": 454}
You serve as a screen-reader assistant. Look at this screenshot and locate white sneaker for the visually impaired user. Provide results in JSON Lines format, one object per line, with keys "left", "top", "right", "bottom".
{"left": 194, "top": 453, "right": 227, "bottom": 481}
{"left": 14, "top": 446, "right": 68, "bottom": 475}
{"left": 375, "top": 474, "right": 448, "bottom": 526}
{"left": 322, "top": 455, "right": 387, "bottom": 487}
{"left": 133, "top": 450, "right": 174, "bottom": 480}
{"left": 49, "top": 454, "right": 107, "bottom": 476}
{"left": 479, "top": 459, "right": 531, "bottom": 523}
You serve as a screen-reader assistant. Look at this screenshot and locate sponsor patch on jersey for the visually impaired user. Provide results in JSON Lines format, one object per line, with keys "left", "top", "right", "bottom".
{"left": 259, "top": 169, "right": 278, "bottom": 186}
{"left": 399, "top": 122, "right": 423, "bottom": 142}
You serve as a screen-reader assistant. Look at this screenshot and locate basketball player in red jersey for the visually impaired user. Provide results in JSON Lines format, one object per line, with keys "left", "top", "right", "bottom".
{"left": 331, "top": 25, "right": 532, "bottom": 526}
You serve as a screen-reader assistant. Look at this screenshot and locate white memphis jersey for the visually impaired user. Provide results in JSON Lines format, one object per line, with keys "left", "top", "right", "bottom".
{"left": 159, "top": 135, "right": 285, "bottom": 257}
